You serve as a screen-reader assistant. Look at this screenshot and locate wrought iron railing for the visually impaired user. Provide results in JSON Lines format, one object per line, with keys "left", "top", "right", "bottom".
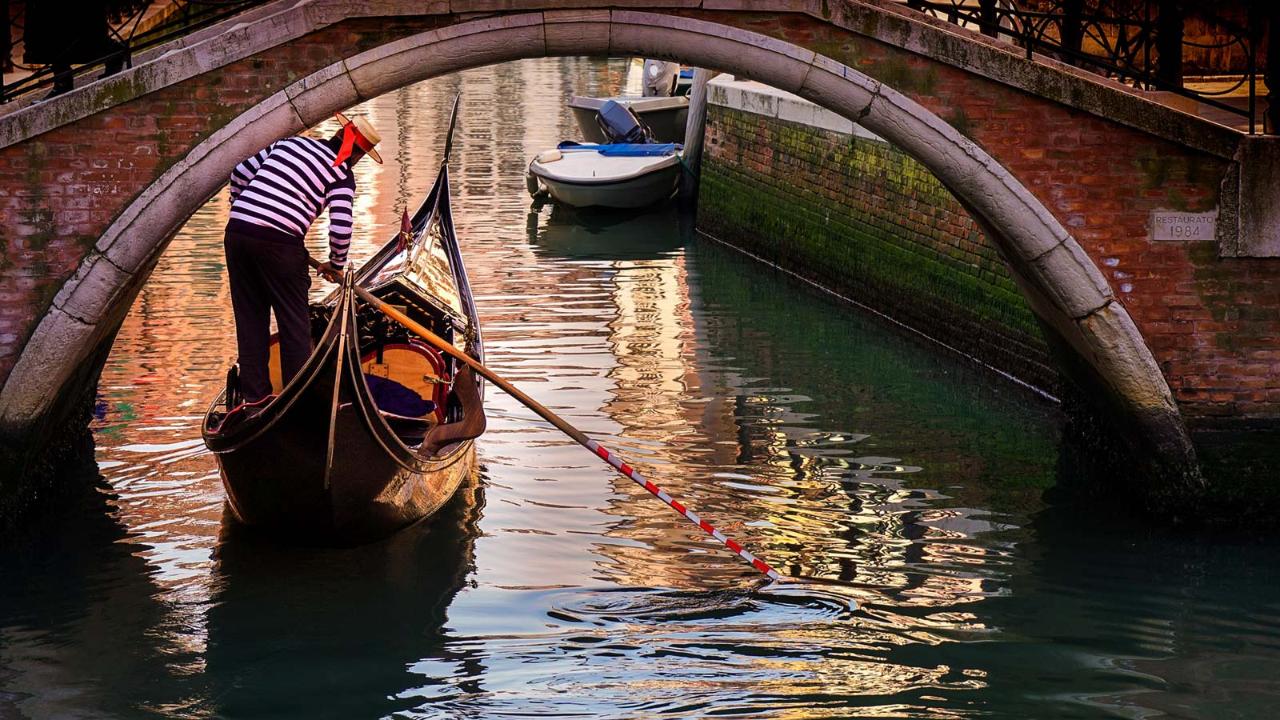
{"left": 1, "top": 0, "right": 1272, "bottom": 134}
{"left": 898, "top": 0, "right": 1273, "bottom": 134}
{"left": 2, "top": 0, "right": 267, "bottom": 104}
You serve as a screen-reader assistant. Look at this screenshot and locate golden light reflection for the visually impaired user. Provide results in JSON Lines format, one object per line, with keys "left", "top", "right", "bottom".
{"left": 570, "top": 204, "right": 1022, "bottom": 706}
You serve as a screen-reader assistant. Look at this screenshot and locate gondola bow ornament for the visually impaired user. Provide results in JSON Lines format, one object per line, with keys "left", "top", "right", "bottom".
{"left": 396, "top": 209, "right": 411, "bottom": 252}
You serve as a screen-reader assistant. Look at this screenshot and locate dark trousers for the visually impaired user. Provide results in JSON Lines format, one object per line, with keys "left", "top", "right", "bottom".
{"left": 224, "top": 229, "right": 313, "bottom": 402}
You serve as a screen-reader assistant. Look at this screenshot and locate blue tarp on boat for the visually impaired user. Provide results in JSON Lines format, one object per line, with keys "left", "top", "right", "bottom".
{"left": 556, "top": 141, "right": 682, "bottom": 156}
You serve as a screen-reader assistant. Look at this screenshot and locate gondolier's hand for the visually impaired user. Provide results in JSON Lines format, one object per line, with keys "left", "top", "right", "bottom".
{"left": 316, "top": 260, "right": 345, "bottom": 284}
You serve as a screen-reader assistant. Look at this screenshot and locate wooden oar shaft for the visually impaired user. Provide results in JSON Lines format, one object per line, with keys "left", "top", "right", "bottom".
{"left": 351, "top": 283, "right": 589, "bottom": 446}
{"left": 317, "top": 258, "right": 782, "bottom": 580}
{"left": 309, "top": 258, "right": 624, "bottom": 447}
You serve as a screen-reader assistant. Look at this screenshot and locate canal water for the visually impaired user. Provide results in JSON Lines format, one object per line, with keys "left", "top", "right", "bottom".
{"left": 3, "top": 59, "right": 1279, "bottom": 719}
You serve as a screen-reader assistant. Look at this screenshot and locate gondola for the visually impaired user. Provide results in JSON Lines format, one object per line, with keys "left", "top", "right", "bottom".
{"left": 202, "top": 99, "right": 484, "bottom": 545}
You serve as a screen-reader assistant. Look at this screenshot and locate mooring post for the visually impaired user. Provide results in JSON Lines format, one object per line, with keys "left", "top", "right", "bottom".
{"left": 1154, "top": 0, "right": 1184, "bottom": 91}
{"left": 680, "top": 67, "right": 715, "bottom": 206}
{"left": 1266, "top": 2, "right": 1279, "bottom": 134}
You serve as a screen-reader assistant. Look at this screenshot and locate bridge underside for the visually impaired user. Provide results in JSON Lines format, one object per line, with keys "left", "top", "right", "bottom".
{"left": 6, "top": 0, "right": 1270, "bottom": 524}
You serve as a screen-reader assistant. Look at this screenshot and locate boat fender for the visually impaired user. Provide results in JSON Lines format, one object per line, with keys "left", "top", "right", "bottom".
{"left": 536, "top": 149, "right": 563, "bottom": 163}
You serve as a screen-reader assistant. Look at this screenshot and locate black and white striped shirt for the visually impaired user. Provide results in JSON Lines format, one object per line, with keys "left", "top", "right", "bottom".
{"left": 228, "top": 136, "right": 356, "bottom": 268}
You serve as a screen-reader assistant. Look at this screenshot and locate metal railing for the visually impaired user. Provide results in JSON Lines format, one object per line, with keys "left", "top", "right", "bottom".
{"left": 2, "top": 0, "right": 267, "bottom": 104}
{"left": 1, "top": 0, "right": 1271, "bottom": 133}
{"left": 898, "top": 0, "right": 1273, "bottom": 134}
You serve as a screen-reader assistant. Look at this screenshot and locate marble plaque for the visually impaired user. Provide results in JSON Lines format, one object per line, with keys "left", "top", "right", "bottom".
{"left": 1151, "top": 210, "right": 1216, "bottom": 242}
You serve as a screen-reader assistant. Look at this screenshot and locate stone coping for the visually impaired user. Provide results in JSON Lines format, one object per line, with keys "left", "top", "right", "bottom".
{"left": 0, "top": 0, "right": 1246, "bottom": 160}
{"left": 707, "top": 74, "right": 884, "bottom": 142}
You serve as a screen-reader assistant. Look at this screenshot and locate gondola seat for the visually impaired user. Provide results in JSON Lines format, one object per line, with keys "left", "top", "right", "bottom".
{"left": 360, "top": 341, "right": 449, "bottom": 445}
{"left": 364, "top": 375, "right": 436, "bottom": 418}
{"left": 261, "top": 337, "right": 449, "bottom": 445}
{"left": 363, "top": 374, "right": 437, "bottom": 444}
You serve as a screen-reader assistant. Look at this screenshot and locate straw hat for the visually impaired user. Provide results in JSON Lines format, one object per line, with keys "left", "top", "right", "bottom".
{"left": 334, "top": 111, "right": 382, "bottom": 164}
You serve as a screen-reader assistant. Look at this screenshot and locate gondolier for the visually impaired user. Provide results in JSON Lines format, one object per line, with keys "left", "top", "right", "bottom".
{"left": 224, "top": 112, "right": 382, "bottom": 403}
{"left": 205, "top": 95, "right": 491, "bottom": 543}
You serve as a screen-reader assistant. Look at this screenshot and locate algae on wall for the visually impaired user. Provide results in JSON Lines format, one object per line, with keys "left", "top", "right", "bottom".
{"left": 697, "top": 106, "right": 1054, "bottom": 392}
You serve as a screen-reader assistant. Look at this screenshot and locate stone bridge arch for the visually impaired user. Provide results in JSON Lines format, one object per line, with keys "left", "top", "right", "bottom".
{"left": 0, "top": 4, "right": 1206, "bottom": 505}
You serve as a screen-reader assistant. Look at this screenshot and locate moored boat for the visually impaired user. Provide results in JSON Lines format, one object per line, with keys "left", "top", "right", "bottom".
{"left": 201, "top": 105, "right": 485, "bottom": 545}
{"left": 527, "top": 143, "right": 682, "bottom": 210}
{"left": 568, "top": 95, "right": 689, "bottom": 144}
{"left": 528, "top": 100, "right": 682, "bottom": 210}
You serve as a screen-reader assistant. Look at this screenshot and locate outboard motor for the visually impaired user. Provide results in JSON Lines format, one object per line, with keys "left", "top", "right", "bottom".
{"left": 642, "top": 59, "right": 680, "bottom": 96}
{"left": 595, "top": 100, "right": 654, "bottom": 144}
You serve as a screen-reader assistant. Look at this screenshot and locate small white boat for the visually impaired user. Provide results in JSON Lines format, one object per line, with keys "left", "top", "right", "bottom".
{"left": 568, "top": 95, "right": 689, "bottom": 144}
{"left": 527, "top": 145, "right": 681, "bottom": 209}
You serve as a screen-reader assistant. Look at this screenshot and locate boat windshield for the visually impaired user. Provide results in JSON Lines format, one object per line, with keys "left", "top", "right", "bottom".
{"left": 367, "top": 213, "right": 464, "bottom": 318}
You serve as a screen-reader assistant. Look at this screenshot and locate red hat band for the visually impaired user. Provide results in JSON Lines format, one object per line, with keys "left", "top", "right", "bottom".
{"left": 330, "top": 125, "right": 360, "bottom": 167}
{"left": 333, "top": 123, "right": 375, "bottom": 167}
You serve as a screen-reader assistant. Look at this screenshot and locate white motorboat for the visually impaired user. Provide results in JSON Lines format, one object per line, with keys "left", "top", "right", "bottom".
{"left": 527, "top": 145, "right": 681, "bottom": 210}
{"left": 568, "top": 95, "right": 689, "bottom": 144}
{"left": 528, "top": 100, "right": 682, "bottom": 210}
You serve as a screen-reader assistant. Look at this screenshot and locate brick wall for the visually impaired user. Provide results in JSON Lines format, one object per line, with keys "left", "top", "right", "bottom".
{"left": 698, "top": 105, "right": 1058, "bottom": 391}
{"left": 0, "top": 16, "right": 443, "bottom": 391}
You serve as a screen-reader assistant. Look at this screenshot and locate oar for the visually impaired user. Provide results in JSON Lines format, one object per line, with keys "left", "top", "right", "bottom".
{"left": 308, "top": 257, "right": 782, "bottom": 582}
{"left": 311, "top": 259, "right": 864, "bottom": 610}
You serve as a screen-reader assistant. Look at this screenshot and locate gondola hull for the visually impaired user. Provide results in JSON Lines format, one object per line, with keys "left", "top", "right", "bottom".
{"left": 218, "top": 436, "right": 475, "bottom": 545}
{"left": 222, "top": 442, "right": 474, "bottom": 544}
{"left": 205, "top": 285, "right": 478, "bottom": 545}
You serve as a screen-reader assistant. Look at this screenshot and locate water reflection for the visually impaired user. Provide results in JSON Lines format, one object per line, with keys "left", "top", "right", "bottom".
{"left": 0, "top": 478, "right": 202, "bottom": 718}
{"left": 2, "top": 57, "right": 1278, "bottom": 719}
{"left": 528, "top": 203, "right": 691, "bottom": 260}
{"left": 205, "top": 475, "right": 484, "bottom": 718}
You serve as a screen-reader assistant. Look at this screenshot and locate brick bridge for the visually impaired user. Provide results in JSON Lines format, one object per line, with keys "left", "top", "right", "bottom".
{"left": 0, "top": 0, "right": 1277, "bottom": 519}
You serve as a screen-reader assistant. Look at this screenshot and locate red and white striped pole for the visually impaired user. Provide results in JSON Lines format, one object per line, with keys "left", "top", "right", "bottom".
{"left": 585, "top": 438, "right": 781, "bottom": 581}
{"left": 348, "top": 282, "right": 783, "bottom": 582}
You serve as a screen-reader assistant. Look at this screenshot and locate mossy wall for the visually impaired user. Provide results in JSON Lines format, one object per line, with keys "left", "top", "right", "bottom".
{"left": 697, "top": 105, "right": 1056, "bottom": 392}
